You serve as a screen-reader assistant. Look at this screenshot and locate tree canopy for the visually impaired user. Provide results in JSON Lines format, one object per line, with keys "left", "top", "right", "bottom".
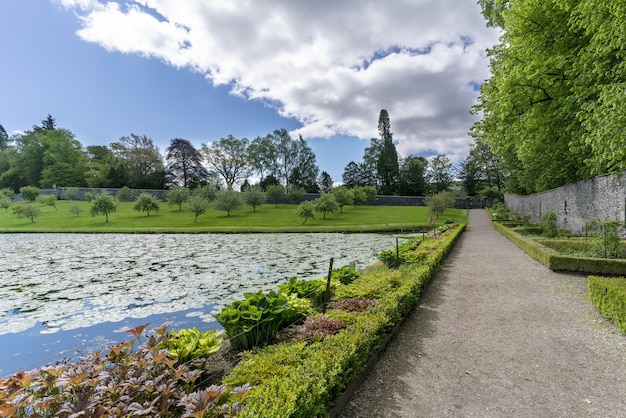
{"left": 472, "top": 0, "right": 626, "bottom": 194}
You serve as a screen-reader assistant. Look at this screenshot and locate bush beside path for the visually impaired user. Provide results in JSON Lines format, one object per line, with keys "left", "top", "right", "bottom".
{"left": 340, "top": 209, "right": 626, "bottom": 417}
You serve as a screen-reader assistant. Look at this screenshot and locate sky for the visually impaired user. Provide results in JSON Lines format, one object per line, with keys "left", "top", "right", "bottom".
{"left": 0, "top": 0, "right": 499, "bottom": 181}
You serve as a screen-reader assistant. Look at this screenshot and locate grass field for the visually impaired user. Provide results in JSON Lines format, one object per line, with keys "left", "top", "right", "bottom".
{"left": 0, "top": 201, "right": 467, "bottom": 233}
{"left": 0, "top": 200, "right": 468, "bottom": 233}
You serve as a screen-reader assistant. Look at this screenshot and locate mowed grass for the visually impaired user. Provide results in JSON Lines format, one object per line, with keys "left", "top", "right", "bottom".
{"left": 0, "top": 200, "right": 468, "bottom": 233}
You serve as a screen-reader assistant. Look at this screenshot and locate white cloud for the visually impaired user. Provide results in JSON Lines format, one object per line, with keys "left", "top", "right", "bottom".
{"left": 58, "top": 0, "right": 498, "bottom": 160}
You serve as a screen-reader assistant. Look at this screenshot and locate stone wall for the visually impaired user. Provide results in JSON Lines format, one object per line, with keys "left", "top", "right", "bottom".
{"left": 504, "top": 170, "right": 626, "bottom": 235}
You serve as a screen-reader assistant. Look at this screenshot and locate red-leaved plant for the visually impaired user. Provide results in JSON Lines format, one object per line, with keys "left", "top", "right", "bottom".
{"left": 0, "top": 323, "right": 250, "bottom": 417}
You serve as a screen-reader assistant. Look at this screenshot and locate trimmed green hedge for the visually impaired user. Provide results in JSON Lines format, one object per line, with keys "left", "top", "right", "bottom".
{"left": 493, "top": 221, "right": 626, "bottom": 275}
{"left": 588, "top": 276, "right": 626, "bottom": 334}
{"left": 223, "top": 224, "right": 466, "bottom": 417}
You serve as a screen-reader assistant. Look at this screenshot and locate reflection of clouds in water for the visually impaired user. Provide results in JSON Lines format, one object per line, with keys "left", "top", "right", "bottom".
{"left": 0, "top": 233, "right": 395, "bottom": 335}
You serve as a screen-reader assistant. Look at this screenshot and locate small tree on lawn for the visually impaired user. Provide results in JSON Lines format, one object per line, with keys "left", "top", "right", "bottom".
{"left": 352, "top": 186, "right": 367, "bottom": 208}
{"left": 266, "top": 184, "right": 285, "bottom": 207}
{"left": 426, "top": 190, "right": 454, "bottom": 219}
{"left": 187, "top": 195, "right": 210, "bottom": 223}
{"left": 331, "top": 187, "right": 353, "bottom": 213}
{"left": 20, "top": 186, "right": 40, "bottom": 202}
{"left": 134, "top": 193, "right": 160, "bottom": 217}
{"left": 194, "top": 185, "right": 217, "bottom": 202}
{"left": 214, "top": 189, "right": 242, "bottom": 216}
{"left": 13, "top": 204, "right": 42, "bottom": 223}
{"left": 243, "top": 186, "right": 266, "bottom": 212}
{"left": 315, "top": 193, "right": 338, "bottom": 219}
{"left": 362, "top": 185, "right": 377, "bottom": 204}
{"left": 167, "top": 187, "right": 190, "bottom": 211}
{"left": 90, "top": 192, "right": 118, "bottom": 223}
{"left": 70, "top": 204, "right": 83, "bottom": 217}
{"left": 0, "top": 188, "right": 15, "bottom": 200}
{"left": 297, "top": 200, "right": 316, "bottom": 224}
{"left": 37, "top": 194, "right": 58, "bottom": 210}
{"left": 0, "top": 195, "right": 11, "bottom": 212}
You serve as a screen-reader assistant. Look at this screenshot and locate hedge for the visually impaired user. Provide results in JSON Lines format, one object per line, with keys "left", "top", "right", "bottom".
{"left": 223, "top": 224, "right": 466, "bottom": 417}
{"left": 588, "top": 276, "right": 626, "bottom": 334}
{"left": 492, "top": 221, "right": 626, "bottom": 275}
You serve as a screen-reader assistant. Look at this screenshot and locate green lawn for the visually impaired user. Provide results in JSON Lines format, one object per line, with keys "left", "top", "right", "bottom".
{"left": 0, "top": 200, "right": 468, "bottom": 233}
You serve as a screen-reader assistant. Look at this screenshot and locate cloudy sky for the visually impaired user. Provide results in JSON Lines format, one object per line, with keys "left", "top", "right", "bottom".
{"left": 0, "top": 0, "right": 498, "bottom": 180}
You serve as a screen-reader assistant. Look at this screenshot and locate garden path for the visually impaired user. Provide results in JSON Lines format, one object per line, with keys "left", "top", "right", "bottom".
{"left": 339, "top": 209, "right": 626, "bottom": 417}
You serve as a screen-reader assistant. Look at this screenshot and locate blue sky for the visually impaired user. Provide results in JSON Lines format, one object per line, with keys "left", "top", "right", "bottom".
{"left": 0, "top": 0, "right": 498, "bottom": 181}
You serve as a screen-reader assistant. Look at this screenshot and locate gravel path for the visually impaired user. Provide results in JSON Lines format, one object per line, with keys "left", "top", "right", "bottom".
{"left": 340, "top": 209, "right": 626, "bottom": 417}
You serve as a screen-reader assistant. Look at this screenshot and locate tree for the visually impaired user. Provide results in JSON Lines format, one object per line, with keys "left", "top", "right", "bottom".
{"left": 351, "top": 186, "right": 367, "bottom": 208}
{"left": 331, "top": 187, "right": 353, "bottom": 213}
{"left": 397, "top": 156, "right": 428, "bottom": 196}
{"left": 243, "top": 186, "right": 266, "bottom": 212}
{"left": 90, "top": 192, "right": 118, "bottom": 223}
{"left": 427, "top": 155, "right": 453, "bottom": 194}
{"left": 314, "top": 193, "right": 338, "bottom": 219}
{"left": 287, "top": 136, "right": 319, "bottom": 192}
{"left": 426, "top": 190, "right": 455, "bottom": 219}
{"left": 213, "top": 189, "right": 242, "bottom": 216}
{"left": 376, "top": 110, "right": 399, "bottom": 195}
{"left": 202, "top": 135, "right": 251, "bottom": 190}
{"left": 133, "top": 193, "right": 160, "bottom": 217}
{"left": 318, "top": 171, "right": 333, "bottom": 193}
{"left": 193, "top": 185, "right": 217, "bottom": 202}
{"left": 297, "top": 200, "right": 316, "bottom": 224}
{"left": 342, "top": 161, "right": 377, "bottom": 188}
{"left": 13, "top": 204, "right": 41, "bottom": 223}
{"left": 0, "top": 124, "right": 8, "bottom": 150}
{"left": 85, "top": 145, "right": 128, "bottom": 188}
{"left": 259, "top": 175, "right": 280, "bottom": 191}
{"left": 165, "top": 138, "right": 209, "bottom": 188}
{"left": 167, "top": 187, "right": 190, "bottom": 211}
{"left": 286, "top": 186, "right": 304, "bottom": 202}
{"left": 456, "top": 156, "right": 482, "bottom": 197}
{"left": 0, "top": 195, "right": 11, "bottom": 211}
{"left": 70, "top": 204, "right": 83, "bottom": 217}
{"left": 111, "top": 134, "right": 165, "bottom": 189}
{"left": 37, "top": 194, "right": 58, "bottom": 210}
{"left": 20, "top": 186, "right": 40, "bottom": 202}
{"left": 61, "top": 187, "right": 79, "bottom": 200}
{"left": 266, "top": 184, "right": 285, "bottom": 207}
{"left": 187, "top": 194, "right": 210, "bottom": 223}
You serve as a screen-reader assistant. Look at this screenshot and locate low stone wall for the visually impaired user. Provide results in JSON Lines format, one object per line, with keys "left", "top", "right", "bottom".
{"left": 505, "top": 170, "right": 626, "bottom": 235}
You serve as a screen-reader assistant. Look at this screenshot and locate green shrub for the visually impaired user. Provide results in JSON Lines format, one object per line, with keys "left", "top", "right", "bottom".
{"left": 158, "top": 328, "right": 222, "bottom": 364}
{"left": 61, "top": 187, "right": 79, "bottom": 200}
{"left": 377, "top": 239, "right": 422, "bottom": 268}
{"left": 19, "top": 185, "right": 40, "bottom": 202}
{"left": 588, "top": 276, "right": 626, "bottom": 334}
{"left": 215, "top": 290, "right": 307, "bottom": 351}
{"left": 278, "top": 277, "right": 329, "bottom": 308}
{"left": 331, "top": 265, "right": 360, "bottom": 285}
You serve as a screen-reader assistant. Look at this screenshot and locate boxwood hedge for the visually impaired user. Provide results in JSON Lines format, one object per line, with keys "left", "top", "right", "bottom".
{"left": 588, "top": 276, "right": 626, "bottom": 334}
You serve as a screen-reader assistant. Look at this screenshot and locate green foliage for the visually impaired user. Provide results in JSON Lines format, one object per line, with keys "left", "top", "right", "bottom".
{"left": 89, "top": 192, "right": 118, "bottom": 223}
{"left": 69, "top": 204, "right": 83, "bottom": 217}
{"left": 282, "top": 316, "right": 345, "bottom": 343}
{"left": 243, "top": 186, "right": 266, "bottom": 212}
{"left": 588, "top": 220, "right": 623, "bottom": 259}
{"left": 12, "top": 203, "right": 42, "bottom": 223}
{"left": 60, "top": 186, "right": 79, "bottom": 200}
{"left": 286, "top": 186, "right": 304, "bottom": 202}
{"left": 19, "top": 185, "right": 40, "bottom": 202}
{"left": 133, "top": 192, "right": 160, "bottom": 216}
{"left": 351, "top": 186, "right": 367, "bottom": 208}
{"left": 186, "top": 194, "right": 210, "bottom": 223}
{"left": 314, "top": 193, "right": 338, "bottom": 219}
{"left": 266, "top": 184, "right": 285, "bottom": 207}
{"left": 194, "top": 184, "right": 217, "bottom": 201}
{"left": 116, "top": 185, "right": 133, "bottom": 201}
{"left": 331, "top": 265, "right": 360, "bottom": 285}
{"left": 166, "top": 186, "right": 190, "bottom": 211}
{"left": 214, "top": 189, "right": 243, "bottom": 216}
{"left": 541, "top": 212, "right": 558, "bottom": 238}
{"left": 0, "top": 324, "right": 251, "bottom": 417}
{"left": 377, "top": 239, "right": 423, "bottom": 268}
{"left": 480, "top": 186, "right": 503, "bottom": 203}
{"left": 331, "top": 187, "right": 353, "bottom": 213}
{"left": 296, "top": 200, "right": 316, "bottom": 224}
{"left": 426, "top": 190, "right": 454, "bottom": 219}
{"left": 158, "top": 328, "right": 223, "bottom": 364}
{"left": 278, "top": 276, "right": 328, "bottom": 308}
{"left": 36, "top": 194, "right": 58, "bottom": 210}
{"left": 0, "top": 195, "right": 11, "bottom": 211}
{"left": 0, "top": 187, "right": 15, "bottom": 200}
{"left": 215, "top": 290, "right": 307, "bottom": 351}
{"left": 588, "top": 276, "right": 626, "bottom": 334}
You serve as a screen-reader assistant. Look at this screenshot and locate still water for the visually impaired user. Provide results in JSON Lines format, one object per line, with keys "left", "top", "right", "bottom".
{"left": 0, "top": 233, "right": 396, "bottom": 376}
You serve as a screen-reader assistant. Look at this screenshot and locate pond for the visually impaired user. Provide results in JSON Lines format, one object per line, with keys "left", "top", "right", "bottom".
{"left": 0, "top": 232, "right": 400, "bottom": 376}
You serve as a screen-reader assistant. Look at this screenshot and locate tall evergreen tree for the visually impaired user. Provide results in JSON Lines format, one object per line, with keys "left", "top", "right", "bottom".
{"left": 376, "top": 109, "right": 399, "bottom": 195}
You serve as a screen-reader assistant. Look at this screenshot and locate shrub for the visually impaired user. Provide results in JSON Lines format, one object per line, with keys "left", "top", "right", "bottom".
{"left": 158, "top": 328, "right": 223, "bottom": 364}
{"left": 588, "top": 276, "right": 626, "bottom": 334}
{"left": 36, "top": 194, "right": 58, "bottom": 210}
{"left": 378, "top": 239, "right": 422, "bottom": 268}
{"left": 328, "top": 297, "right": 377, "bottom": 312}
{"left": 69, "top": 204, "right": 83, "bottom": 217}
{"left": 541, "top": 212, "right": 557, "bottom": 237}
{"left": 215, "top": 290, "right": 307, "bottom": 351}
{"left": 61, "top": 187, "right": 79, "bottom": 200}
{"left": 12, "top": 204, "right": 42, "bottom": 223}
{"left": 116, "top": 186, "right": 134, "bottom": 201}
{"left": 282, "top": 316, "right": 344, "bottom": 343}
{"left": 19, "top": 185, "right": 40, "bottom": 202}
{"left": 278, "top": 276, "right": 329, "bottom": 308}
{"left": 331, "top": 265, "right": 360, "bottom": 285}
{"left": 0, "top": 195, "right": 11, "bottom": 211}
{"left": 0, "top": 187, "right": 15, "bottom": 200}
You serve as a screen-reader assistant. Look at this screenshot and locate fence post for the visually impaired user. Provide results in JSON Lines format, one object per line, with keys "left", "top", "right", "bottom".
{"left": 323, "top": 257, "right": 334, "bottom": 313}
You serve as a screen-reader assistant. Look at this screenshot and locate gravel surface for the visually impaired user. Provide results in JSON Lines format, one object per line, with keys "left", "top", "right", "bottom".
{"left": 340, "top": 209, "right": 626, "bottom": 417}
